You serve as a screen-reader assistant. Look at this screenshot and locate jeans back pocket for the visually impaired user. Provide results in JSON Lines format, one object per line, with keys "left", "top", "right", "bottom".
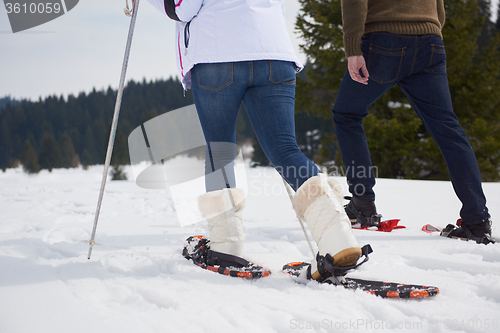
{"left": 427, "top": 44, "right": 446, "bottom": 72}
{"left": 367, "top": 44, "right": 405, "bottom": 84}
{"left": 268, "top": 60, "right": 296, "bottom": 85}
{"left": 195, "top": 63, "right": 234, "bottom": 91}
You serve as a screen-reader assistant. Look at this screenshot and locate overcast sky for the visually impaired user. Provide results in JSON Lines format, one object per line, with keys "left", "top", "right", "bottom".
{"left": 1, "top": 0, "right": 498, "bottom": 101}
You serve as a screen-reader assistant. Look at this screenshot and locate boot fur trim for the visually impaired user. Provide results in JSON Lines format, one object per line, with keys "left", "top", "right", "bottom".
{"left": 292, "top": 175, "right": 343, "bottom": 220}
{"left": 198, "top": 188, "right": 246, "bottom": 219}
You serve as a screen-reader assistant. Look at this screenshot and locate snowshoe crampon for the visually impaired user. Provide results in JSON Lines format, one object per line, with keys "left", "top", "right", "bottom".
{"left": 182, "top": 235, "right": 271, "bottom": 279}
{"left": 282, "top": 262, "right": 439, "bottom": 299}
{"left": 352, "top": 219, "right": 406, "bottom": 232}
{"left": 422, "top": 224, "right": 442, "bottom": 233}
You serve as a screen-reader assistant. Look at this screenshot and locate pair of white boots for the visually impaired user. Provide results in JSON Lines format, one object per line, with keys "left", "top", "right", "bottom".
{"left": 198, "top": 175, "right": 362, "bottom": 279}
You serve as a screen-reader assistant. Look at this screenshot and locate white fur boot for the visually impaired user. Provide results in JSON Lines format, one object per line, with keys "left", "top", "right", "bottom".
{"left": 292, "top": 175, "right": 361, "bottom": 281}
{"left": 198, "top": 188, "right": 246, "bottom": 257}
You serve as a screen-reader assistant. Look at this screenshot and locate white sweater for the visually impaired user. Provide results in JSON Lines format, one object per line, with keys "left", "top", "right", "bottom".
{"left": 146, "top": 0, "right": 302, "bottom": 89}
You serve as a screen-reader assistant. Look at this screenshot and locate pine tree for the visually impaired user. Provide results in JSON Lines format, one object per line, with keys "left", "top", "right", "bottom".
{"left": 497, "top": 2, "right": 500, "bottom": 30}
{"left": 59, "top": 133, "right": 77, "bottom": 168}
{"left": 110, "top": 127, "right": 129, "bottom": 166}
{"left": 38, "top": 133, "right": 63, "bottom": 171}
{"left": 110, "top": 165, "right": 127, "bottom": 180}
{"left": 443, "top": 0, "right": 500, "bottom": 181}
{"left": 81, "top": 149, "right": 92, "bottom": 170}
{"left": 20, "top": 140, "right": 41, "bottom": 174}
{"left": 295, "top": 1, "right": 346, "bottom": 116}
{"left": 295, "top": 0, "right": 500, "bottom": 181}
{"left": 0, "top": 119, "right": 11, "bottom": 171}
{"left": 81, "top": 126, "right": 98, "bottom": 166}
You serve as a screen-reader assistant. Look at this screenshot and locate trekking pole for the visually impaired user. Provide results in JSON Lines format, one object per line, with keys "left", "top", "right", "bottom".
{"left": 282, "top": 179, "right": 316, "bottom": 258}
{"left": 86, "top": 0, "right": 141, "bottom": 259}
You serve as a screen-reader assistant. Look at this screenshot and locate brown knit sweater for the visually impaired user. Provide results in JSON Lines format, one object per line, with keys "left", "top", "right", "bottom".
{"left": 341, "top": 0, "right": 446, "bottom": 57}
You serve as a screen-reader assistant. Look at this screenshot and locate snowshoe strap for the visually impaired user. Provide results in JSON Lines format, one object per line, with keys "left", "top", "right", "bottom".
{"left": 460, "top": 223, "right": 496, "bottom": 245}
{"left": 206, "top": 250, "right": 251, "bottom": 268}
{"left": 315, "top": 244, "right": 373, "bottom": 284}
{"left": 344, "top": 196, "right": 381, "bottom": 227}
{"left": 439, "top": 224, "right": 457, "bottom": 238}
{"left": 440, "top": 223, "right": 495, "bottom": 245}
{"left": 363, "top": 214, "right": 382, "bottom": 228}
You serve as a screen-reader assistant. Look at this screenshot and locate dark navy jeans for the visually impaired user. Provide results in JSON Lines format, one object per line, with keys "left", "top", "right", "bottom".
{"left": 192, "top": 60, "right": 319, "bottom": 192}
{"left": 332, "top": 33, "right": 489, "bottom": 224}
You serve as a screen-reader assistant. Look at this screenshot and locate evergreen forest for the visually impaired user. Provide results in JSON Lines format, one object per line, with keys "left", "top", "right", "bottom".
{"left": 0, "top": 77, "right": 328, "bottom": 174}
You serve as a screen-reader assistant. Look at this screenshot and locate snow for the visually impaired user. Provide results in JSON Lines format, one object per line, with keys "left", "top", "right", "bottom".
{"left": 0, "top": 163, "right": 499, "bottom": 333}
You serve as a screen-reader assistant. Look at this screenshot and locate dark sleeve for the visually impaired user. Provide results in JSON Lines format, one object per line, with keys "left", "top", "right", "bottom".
{"left": 164, "top": 0, "right": 180, "bottom": 21}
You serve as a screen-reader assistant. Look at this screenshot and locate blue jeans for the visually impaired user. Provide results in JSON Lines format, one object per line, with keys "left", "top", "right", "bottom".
{"left": 192, "top": 60, "right": 319, "bottom": 192}
{"left": 332, "top": 33, "right": 489, "bottom": 224}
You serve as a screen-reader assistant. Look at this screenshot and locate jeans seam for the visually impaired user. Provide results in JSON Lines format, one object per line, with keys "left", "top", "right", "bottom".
{"left": 428, "top": 45, "right": 435, "bottom": 68}
{"left": 409, "top": 37, "right": 418, "bottom": 75}
{"left": 249, "top": 61, "right": 253, "bottom": 87}
{"left": 399, "top": 85, "right": 438, "bottom": 145}
{"left": 250, "top": 130, "right": 299, "bottom": 191}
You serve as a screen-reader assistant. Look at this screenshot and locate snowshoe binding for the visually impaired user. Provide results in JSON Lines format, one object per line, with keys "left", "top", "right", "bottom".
{"left": 283, "top": 245, "right": 439, "bottom": 299}
{"left": 440, "top": 218, "right": 495, "bottom": 244}
{"left": 344, "top": 196, "right": 405, "bottom": 232}
{"left": 182, "top": 235, "right": 271, "bottom": 278}
{"left": 344, "top": 196, "right": 382, "bottom": 228}
{"left": 285, "top": 244, "right": 373, "bottom": 284}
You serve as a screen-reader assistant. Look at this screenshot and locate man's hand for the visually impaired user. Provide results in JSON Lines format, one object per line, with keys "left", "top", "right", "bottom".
{"left": 348, "top": 56, "right": 369, "bottom": 85}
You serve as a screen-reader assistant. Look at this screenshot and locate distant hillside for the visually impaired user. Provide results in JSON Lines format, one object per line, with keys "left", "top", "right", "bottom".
{"left": 0, "top": 96, "right": 20, "bottom": 111}
{"left": 0, "top": 77, "right": 333, "bottom": 173}
{"left": 0, "top": 78, "right": 195, "bottom": 171}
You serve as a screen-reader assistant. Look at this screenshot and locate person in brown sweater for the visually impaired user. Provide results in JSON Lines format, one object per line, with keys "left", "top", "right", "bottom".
{"left": 332, "top": 0, "right": 494, "bottom": 244}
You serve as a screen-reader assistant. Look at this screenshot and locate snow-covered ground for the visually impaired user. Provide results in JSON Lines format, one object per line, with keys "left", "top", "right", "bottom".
{"left": 0, "top": 163, "right": 499, "bottom": 333}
